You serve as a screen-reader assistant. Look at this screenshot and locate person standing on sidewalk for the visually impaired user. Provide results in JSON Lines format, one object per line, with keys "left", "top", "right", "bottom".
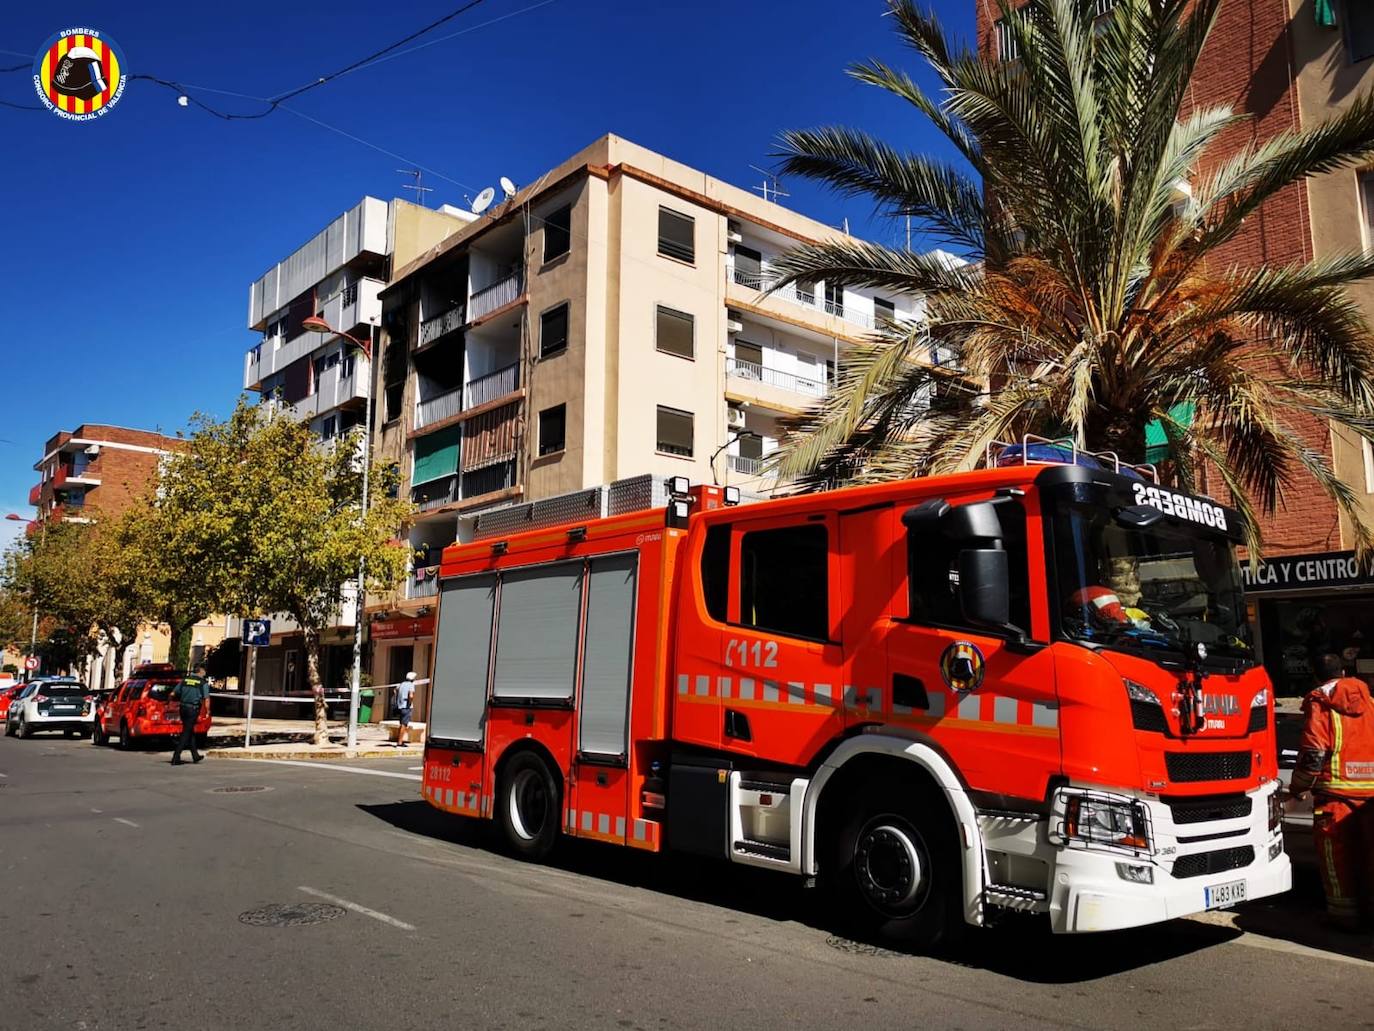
{"left": 396, "top": 672, "right": 416, "bottom": 748}
{"left": 170, "top": 670, "right": 210, "bottom": 766}
{"left": 1289, "top": 652, "right": 1374, "bottom": 930}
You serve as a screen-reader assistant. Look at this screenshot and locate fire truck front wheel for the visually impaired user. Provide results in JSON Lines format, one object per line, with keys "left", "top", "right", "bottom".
{"left": 498, "top": 751, "right": 561, "bottom": 860}
{"left": 830, "top": 782, "right": 959, "bottom": 948}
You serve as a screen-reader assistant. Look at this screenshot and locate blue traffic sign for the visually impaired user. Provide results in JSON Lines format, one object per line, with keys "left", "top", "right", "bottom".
{"left": 242, "top": 619, "right": 271, "bottom": 647}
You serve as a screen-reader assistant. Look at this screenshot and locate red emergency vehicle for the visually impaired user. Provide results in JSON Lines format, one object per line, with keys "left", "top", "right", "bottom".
{"left": 421, "top": 456, "right": 1290, "bottom": 943}
{"left": 93, "top": 665, "right": 211, "bottom": 749}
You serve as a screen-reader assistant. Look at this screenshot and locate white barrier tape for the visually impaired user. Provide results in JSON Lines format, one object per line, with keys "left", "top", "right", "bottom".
{"left": 209, "top": 678, "right": 430, "bottom": 704}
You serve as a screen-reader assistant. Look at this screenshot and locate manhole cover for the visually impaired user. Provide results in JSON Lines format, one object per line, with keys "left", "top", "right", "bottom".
{"left": 824, "top": 935, "right": 903, "bottom": 958}
{"left": 209, "top": 785, "right": 273, "bottom": 794}
{"left": 239, "top": 903, "right": 345, "bottom": 927}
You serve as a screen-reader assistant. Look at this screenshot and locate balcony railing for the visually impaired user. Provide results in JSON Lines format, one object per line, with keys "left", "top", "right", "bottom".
{"left": 412, "top": 475, "right": 458, "bottom": 512}
{"left": 469, "top": 272, "right": 523, "bottom": 322}
{"left": 415, "top": 386, "right": 464, "bottom": 431}
{"left": 27, "top": 484, "right": 41, "bottom": 505}
{"left": 726, "top": 357, "right": 828, "bottom": 398}
{"left": 728, "top": 454, "right": 765, "bottom": 476}
{"left": 419, "top": 304, "right": 465, "bottom": 348}
{"left": 465, "top": 362, "right": 520, "bottom": 409}
{"left": 406, "top": 570, "right": 440, "bottom": 599}
{"left": 730, "top": 265, "right": 875, "bottom": 331}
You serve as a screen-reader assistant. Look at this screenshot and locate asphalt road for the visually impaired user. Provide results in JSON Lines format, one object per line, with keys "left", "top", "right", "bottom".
{"left": 1, "top": 735, "right": 1372, "bottom": 1031}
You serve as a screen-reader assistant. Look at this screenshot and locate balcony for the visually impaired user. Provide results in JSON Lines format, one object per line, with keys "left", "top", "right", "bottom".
{"left": 53, "top": 465, "right": 100, "bottom": 489}
{"left": 466, "top": 362, "right": 520, "bottom": 409}
{"left": 317, "top": 276, "right": 384, "bottom": 338}
{"left": 726, "top": 357, "right": 827, "bottom": 398}
{"left": 415, "top": 386, "right": 464, "bottom": 431}
{"left": 243, "top": 277, "right": 382, "bottom": 391}
{"left": 418, "top": 304, "right": 465, "bottom": 349}
{"left": 729, "top": 265, "right": 875, "bottom": 332}
{"left": 27, "top": 484, "right": 40, "bottom": 506}
{"left": 469, "top": 271, "right": 523, "bottom": 323}
{"left": 406, "top": 571, "right": 440, "bottom": 600}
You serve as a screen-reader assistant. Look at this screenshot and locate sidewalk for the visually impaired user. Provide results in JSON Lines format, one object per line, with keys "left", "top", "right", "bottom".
{"left": 204, "top": 718, "right": 423, "bottom": 760}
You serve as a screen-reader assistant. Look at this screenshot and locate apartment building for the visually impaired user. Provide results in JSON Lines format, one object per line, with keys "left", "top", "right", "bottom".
{"left": 27, "top": 425, "right": 225, "bottom": 684}
{"left": 975, "top": 1, "right": 1374, "bottom": 695}
{"left": 240, "top": 196, "right": 468, "bottom": 701}
{"left": 365, "top": 134, "right": 949, "bottom": 715}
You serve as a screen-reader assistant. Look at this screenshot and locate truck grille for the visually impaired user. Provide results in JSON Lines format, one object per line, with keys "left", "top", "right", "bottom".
{"left": 1130, "top": 699, "right": 1168, "bottom": 733}
{"left": 1171, "top": 845, "right": 1254, "bottom": 879}
{"left": 1166, "top": 795, "right": 1252, "bottom": 825}
{"left": 1165, "top": 751, "right": 1251, "bottom": 783}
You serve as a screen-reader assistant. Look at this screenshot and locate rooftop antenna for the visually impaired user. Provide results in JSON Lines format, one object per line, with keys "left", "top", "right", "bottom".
{"left": 471, "top": 186, "right": 496, "bottom": 215}
{"left": 396, "top": 168, "right": 433, "bottom": 207}
{"left": 499, "top": 176, "right": 517, "bottom": 199}
{"left": 749, "top": 165, "right": 789, "bottom": 204}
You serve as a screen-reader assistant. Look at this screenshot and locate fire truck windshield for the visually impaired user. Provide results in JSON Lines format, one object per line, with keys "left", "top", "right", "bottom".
{"left": 1051, "top": 501, "right": 1254, "bottom": 668}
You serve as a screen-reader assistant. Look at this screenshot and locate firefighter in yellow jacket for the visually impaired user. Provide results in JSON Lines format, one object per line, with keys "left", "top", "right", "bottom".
{"left": 1289, "top": 653, "right": 1374, "bottom": 930}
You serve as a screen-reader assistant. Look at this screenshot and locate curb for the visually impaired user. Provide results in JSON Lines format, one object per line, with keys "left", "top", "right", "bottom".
{"left": 205, "top": 748, "right": 423, "bottom": 761}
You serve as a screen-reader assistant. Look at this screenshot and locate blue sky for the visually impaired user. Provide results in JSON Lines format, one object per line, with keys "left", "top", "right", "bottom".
{"left": 0, "top": 0, "right": 973, "bottom": 548}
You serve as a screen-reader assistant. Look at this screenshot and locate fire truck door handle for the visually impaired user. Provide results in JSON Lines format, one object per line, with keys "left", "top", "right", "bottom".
{"left": 724, "top": 709, "right": 752, "bottom": 742}
{"left": 892, "top": 673, "right": 929, "bottom": 711}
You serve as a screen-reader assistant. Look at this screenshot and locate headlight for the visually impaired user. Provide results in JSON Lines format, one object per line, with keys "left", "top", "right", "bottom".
{"left": 1065, "top": 794, "right": 1151, "bottom": 851}
{"left": 1268, "top": 789, "right": 1283, "bottom": 832}
{"left": 1124, "top": 679, "right": 1158, "bottom": 705}
{"left": 1251, "top": 689, "right": 1269, "bottom": 709}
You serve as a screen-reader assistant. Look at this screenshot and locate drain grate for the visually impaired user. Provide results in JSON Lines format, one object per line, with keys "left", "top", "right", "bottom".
{"left": 824, "top": 935, "right": 903, "bottom": 958}
{"left": 209, "top": 785, "right": 273, "bottom": 794}
{"left": 239, "top": 903, "right": 345, "bottom": 927}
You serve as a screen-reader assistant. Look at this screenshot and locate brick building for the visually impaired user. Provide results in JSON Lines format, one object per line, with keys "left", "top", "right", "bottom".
{"left": 974, "top": 0, "right": 1374, "bottom": 692}
{"left": 27, "top": 424, "right": 227, "bottom": 686}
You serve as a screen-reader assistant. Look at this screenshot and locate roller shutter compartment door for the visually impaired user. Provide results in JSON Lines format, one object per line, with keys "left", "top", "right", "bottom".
{"left": 578, "top": 554, "right": 638, "bottom": 759}
{"left": 492, "top": 562, "right": 583, "bottom": 703}
{"left": 429, "top": 573, "right": 496, "bottom": 745}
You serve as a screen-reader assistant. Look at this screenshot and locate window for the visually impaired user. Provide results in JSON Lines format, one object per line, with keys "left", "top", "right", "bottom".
{"left": 658, "top": 207, "right": 695, "bottom": 264}
{"left": 656, "top": 305, "right": 694, "bottom": 360}
{"left": 734, "top": 340, "right": 763, "bottom": 372}
{"left": 994, "top": 18, "right": 1020, "bottom": 63}
{"left": 383, "top": 338, "right": 406, "bottom": 423}
{"left": 701, "top": 524, "right": 730, "bottom": 622}
{"left": 1345, "top": 1, "right": 1374, "bottom": 63}
{"left": 342, "top": 352, "right": 355, "bottom": 378}
{"left": 656, "top": 406, "right": 694, "bottom": 457}
{"left": 874, "top": 296, "right": 896, "bottom": 324}
{"left": 740, "top": 524, "right": 830, "bottom": 640}
{"left": 543, "top": 205, "right": 571, "bottom": 261}
{"left": 906, "top": 500, "right": 1031, "bottom": 634}
{"left": 825, "top": 282, "right": 845, "bottom": 318}
{"left": 733, "top": 245, "right": 762, "bottom": 288}
{"left": 540, "top": 303, "right": 569, "bottom": 358}
{"left": 1360, "top": 171, "right": 1374, "bottom": 251}
{"left": 538, "top": 404, "right": 566, "bottom": 456}
{"left": 321, "top": 415, "right": 338, "bottom": 440}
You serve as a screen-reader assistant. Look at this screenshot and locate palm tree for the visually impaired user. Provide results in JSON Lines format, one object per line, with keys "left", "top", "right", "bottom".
{"left": 769, "top": 0, "right": 1374, "bottom": 554}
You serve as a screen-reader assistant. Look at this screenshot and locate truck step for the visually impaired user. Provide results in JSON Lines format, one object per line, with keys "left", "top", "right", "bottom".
{"left": 985, "top": 883, "right": 1048, "bottom": 910}
{"left": 733, "top": 838, "right": 790, "bottom": 861}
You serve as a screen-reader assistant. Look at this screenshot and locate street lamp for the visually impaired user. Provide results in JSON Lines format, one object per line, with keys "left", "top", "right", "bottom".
{"left": 709, "top": 430, "right": 761, "bottom": 485}
{"left": 302, "top": 314, "right": 378, "bottom": 750}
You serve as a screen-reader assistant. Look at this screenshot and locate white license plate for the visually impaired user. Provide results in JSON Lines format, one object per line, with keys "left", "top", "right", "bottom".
{"left": 1205, "top": 879, "right": 1246, "bottom": 910}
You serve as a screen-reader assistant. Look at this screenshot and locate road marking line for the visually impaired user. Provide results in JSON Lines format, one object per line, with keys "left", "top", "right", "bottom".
{"left": 0, "top": 772, "right": 8, "bottom": 778}
{"left": 113, "top": 817, "right": 139, "bottom": 828}
{"left": 254, "top": 759, "right": 421, "bottom": 781}
{"left": 90, "top": 808, "right": 103, "bottom": 814}
{"left": 408, "top": 766, "right": 422, "bottom": 771}
{"left": 298, "top": 886, "right": 416, "bottom": 931}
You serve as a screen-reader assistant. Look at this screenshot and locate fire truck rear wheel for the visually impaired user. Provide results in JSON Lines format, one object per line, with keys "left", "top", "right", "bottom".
{"left": 498, "top": 752, "right": 561, "bottom": 861}
{"left": 830, "top": 782, "right": 959, "bottom": 948}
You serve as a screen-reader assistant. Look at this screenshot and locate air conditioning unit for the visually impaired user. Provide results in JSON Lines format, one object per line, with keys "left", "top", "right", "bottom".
{"left": 726, "top": 318, "right": 743, "bottom": 335}
{"left": 727, "top": 406, "right": 747, "bottom": 429}
{"left": 85, "top": 445, "right": 100, "bottom": 456}
{"left": 727, "top": 221, "right": 743, "bottom": 244}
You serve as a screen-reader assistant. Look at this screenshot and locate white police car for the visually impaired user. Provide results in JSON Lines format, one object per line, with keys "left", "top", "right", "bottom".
{"left": 4, "top": 678, "right": 94, "bottom": 739}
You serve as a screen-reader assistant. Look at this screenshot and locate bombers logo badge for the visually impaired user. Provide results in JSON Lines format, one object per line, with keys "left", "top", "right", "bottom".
{"left": 33, "top": 28, "right": 127, "bottom": 121}
{"left": 939, "top": 640, "right": 986, "bottom": 694}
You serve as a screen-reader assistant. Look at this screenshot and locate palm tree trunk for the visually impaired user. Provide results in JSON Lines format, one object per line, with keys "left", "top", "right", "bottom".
{"left": 303, "top": 627, "right": 328, "bottom": 745}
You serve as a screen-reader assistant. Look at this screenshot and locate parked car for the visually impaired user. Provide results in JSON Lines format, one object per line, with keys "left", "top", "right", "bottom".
{"left": 4, "top": 678, "right": 94, "bottom": 738}
{"left": 93, "top": 669, "right": 210, "bottom": 749}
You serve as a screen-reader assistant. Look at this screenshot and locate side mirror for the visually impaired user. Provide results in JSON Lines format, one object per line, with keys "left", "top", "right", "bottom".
{"left": 958, "top": 548, "right": 1011, "bottom": 629}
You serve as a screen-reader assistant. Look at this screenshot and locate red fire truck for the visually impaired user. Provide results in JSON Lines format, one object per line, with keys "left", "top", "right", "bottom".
{"left": 421, "top": 453, "right": 1290, "bottom": 944}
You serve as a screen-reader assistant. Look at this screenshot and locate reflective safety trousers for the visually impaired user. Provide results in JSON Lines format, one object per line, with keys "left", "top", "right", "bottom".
{"left": 1313, "top": 796, "right": 1374, "bottom": 924}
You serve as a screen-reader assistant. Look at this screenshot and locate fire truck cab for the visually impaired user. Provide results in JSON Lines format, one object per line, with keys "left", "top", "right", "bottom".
{"left": 422, "top": 460, "right": 1290, "bottom": 944}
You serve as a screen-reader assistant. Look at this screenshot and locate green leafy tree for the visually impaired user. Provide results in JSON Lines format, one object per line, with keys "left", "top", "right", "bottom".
{"left": 770, "top": 0, "right": 1374, "bottom": 555}
{"left": 171, "top": 401, "right": 411, "bottom": 743}
{"left": 9, "top": 523, "right": 103, "bottom": 673}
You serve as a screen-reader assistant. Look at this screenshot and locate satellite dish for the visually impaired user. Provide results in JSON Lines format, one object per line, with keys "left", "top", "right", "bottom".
{"left": 499, "top": 176, "right": 517, "bottom": 198}
{"left": 471, "top": 187, "right": 496, "bottom": 214}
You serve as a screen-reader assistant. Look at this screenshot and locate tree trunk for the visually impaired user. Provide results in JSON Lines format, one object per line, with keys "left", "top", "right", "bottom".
{"left": 167, "top": 623, "right": 183, "bottom": 669}
{"left": 303, "top": 626, "right": 328, "bottom": 745}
